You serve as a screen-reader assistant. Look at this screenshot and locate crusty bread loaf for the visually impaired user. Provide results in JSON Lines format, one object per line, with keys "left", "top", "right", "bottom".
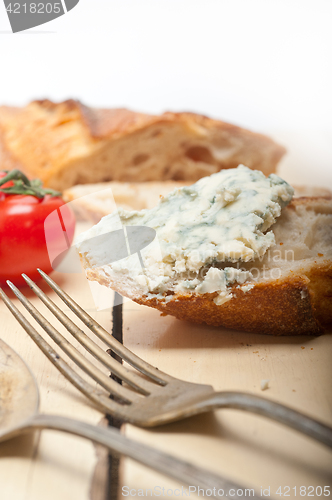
{"left": 0, "top": 99, "right": 286, "bottom": 190}
{"left": 78, "top": 193, "right": 332, "bottom": 336}
{"left": 64, "top": 180, "right": 332, "bottom": 223}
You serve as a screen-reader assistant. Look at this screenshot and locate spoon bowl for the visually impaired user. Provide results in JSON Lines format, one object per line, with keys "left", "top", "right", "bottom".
{"left": 0, "top": 339, "right": 39, "bottom": 441}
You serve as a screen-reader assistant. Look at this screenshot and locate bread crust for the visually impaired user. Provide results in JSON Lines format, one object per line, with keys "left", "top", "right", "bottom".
{"left": 134, "top": 266, "right": 332, "bottom": 336}
{"left": 0, "top": 100, "right": 286, "bottom": 189}
{"left": 84, "top": 259, "right": 331, "bottom": 336}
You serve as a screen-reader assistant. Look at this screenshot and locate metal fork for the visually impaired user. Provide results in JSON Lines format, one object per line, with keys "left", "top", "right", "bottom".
{"left": 1, "top": 269, "right": 332, "bottom": 449}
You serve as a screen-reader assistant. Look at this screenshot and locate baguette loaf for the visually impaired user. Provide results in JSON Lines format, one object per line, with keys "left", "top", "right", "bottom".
{"left": 76, "top": 167, "right": 332, "bottom": 335}
{"left": 0, "top": 99, "right": 286, "bottom": 190}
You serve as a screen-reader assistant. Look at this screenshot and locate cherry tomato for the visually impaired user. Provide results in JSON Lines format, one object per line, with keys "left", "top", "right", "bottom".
{"left": 0, "top": 190, "right": 76, "bottom": 287}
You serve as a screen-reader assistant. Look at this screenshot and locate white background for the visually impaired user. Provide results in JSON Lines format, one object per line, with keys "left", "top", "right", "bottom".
{"left": 0, "top": 0, "right": 331, "bottom": 187}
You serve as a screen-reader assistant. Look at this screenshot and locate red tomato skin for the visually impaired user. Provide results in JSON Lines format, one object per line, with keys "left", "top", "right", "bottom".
{"left": 0, "top": 194, "right": 76, "bottom": 286}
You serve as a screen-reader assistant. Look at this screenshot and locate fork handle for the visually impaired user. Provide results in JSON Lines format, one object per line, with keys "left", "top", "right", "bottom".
{"left": 195, "top": 391, "right": 332, "bottom": 448}
{"left": 14, "top": 414, "right": 260, "bottom": 500}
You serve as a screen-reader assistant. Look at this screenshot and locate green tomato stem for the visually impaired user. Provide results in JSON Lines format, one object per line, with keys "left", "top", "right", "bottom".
{"left": 0, "top": 169, "right": 62, "bottom": 199}
{"left": 0, "top": 169, "right": 31, "bottom": 187}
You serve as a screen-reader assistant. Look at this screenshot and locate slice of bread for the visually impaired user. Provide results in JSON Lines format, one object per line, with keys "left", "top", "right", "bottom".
{"left": 76, "top": 168, "right": 332, "bottom": 336}
{"left": 0, "top": 99, "right": 285, "bottom": 190}
{"left": 80, "top": 197, "right": 332, "bottom": 335}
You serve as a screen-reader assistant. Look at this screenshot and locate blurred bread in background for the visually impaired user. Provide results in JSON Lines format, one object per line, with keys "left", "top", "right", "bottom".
{"left": 0, "top": 99, "right": 286, "bottom": 190}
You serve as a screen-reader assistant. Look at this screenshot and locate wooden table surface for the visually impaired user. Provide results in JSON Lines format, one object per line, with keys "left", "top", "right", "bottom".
{"left": 1, "top": 270, "right": 331, "bottom": 500}
{"left": 1, "top": 143, "right": 332, "bottom": 500}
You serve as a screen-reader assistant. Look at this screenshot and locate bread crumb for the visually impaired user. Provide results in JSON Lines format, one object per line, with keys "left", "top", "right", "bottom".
{"left": 160, "top": 312, "right": 168, "bottom": 317}
{"left": 301, "top": 346, "right": 305, "bottom": 349}
{"left": 311, "top": 347, "right": 313, "bottom": 350}
{"left": 280, "top": 242, "right": 283, "bottom": 245}
{"left": 261, "top": 379, "right": 269, "bottom": 391}
{"left": 318, "top": 253, "right": 324, "bottom": 257}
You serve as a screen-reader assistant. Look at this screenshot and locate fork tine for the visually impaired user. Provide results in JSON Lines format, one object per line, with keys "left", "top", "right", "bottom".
{"left": 4, "top": 282, "right": 141, "bottom": 404}
{"left": 37, "top": 269, "right": 170, "bottom": 384}
{"left": 22, "top": 274, "right": 155, "bottom": 395}
{"left": 0, "top": 286, "right": 135, "bottom": 415}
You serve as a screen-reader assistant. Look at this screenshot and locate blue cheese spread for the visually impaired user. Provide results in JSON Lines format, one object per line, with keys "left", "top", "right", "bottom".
{"left": 77, "top": 165, "right": 294, "bottom": 304}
